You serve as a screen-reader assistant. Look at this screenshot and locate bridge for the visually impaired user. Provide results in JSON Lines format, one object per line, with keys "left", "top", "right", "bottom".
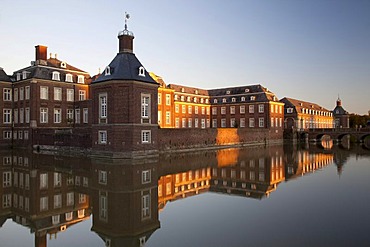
{"left": 306, "top": 128, "right": 370, "bottom": 143}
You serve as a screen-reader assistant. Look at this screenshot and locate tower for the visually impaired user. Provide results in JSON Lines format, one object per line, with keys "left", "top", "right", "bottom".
{"left": 91, "top": 14, "right": 159, "bottom": 157}
{"left": 333, "top": 96, "right": 349, "bottom": 128}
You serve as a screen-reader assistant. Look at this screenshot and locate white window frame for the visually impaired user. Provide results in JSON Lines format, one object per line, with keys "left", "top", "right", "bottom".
{"left": 77, "top": 75, "right": 85, "bottom": 84}
{"left": 3, "top": 88, "right": 12, "bottom": 101}
{"left": 54, "top": 108, "right": 62, "bottom": 123}
{"left": 67, "top": 89, "right": 74, "bottom": 102}
{"left": 258, "top": 104, "right": 264, "bottom": 113}
{"left": 141, "top": 130, "right": 151, "bottom": 143}
{"left": 40, "top": 86, "right": 48, "bottom": 100}
{"left": 142, "top": 170, "right": 151, "bottom": 184}
{"left": 249, "top": 105, "right": 254, "bottom": 113}
{"left": 3, "top": 109, "right": 12, "bottom": 124}
{"left": 66, "top": 74, "right": 73, "bottom": 82}
{"left": 83, "top": 108, "right": 88, "bottom": 123}
{"left": 259, "top": 117, "right": 264, "bottom": 127}
{"left": 141, "top": 94, "right": 151, "bottom": 123}
{"left": 79, "top": 90, "right": 86, "bottom": 101}
{"left": 25, "top": 86, "right": 30, "bottom": 100}
{"left": 98, "top": 130, "right": 107, "bottom": 144}
{"left": 54, "top": 87, "right": 62, "bottom": 101}
{"left": 52, "top": 71, "right": 60, "bottom": 81}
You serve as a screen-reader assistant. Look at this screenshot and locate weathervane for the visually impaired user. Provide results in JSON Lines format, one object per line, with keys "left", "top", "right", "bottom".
{"left": 124, "top": 12, "right": 130, "bottom": 30}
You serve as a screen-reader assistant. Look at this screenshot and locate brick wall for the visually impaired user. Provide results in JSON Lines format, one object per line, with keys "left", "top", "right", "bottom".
{"left": 158, "top": 127, "right": 283, "bottom": 152}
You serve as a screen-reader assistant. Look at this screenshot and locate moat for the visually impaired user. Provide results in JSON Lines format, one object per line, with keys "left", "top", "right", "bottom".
{"left": 0, "top": 143, "right": 369, "bottom": 247}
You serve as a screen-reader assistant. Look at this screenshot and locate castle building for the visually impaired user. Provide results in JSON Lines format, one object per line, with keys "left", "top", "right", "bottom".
{"left": 0, "top": 68, "right": 12, "bottom": 146}
{"left": 333, "top": 97, "right": 349, "bottom": 128}
{"left": 280, "top": 97, "right": 334, "bottom": 130}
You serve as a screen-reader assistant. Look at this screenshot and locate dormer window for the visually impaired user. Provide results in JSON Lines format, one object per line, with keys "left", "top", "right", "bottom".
{"left": 287, "top": 108, "right": 293, "bottom": 113}
{"left": 193, "top": 97, "right": 197, "bottom": 103}
{"left": 205, "top": 99, "right": 209, "bottom": 104}
{"left": 104, "top": 66, "right": 111, "bottom": 76}
{"left": 60, "top": 62, "right": 67, "bottom": 68}
{"left": 181, "top": 95, "right": 184, "bottom": 101}
{"left": 226, "top": 90, "right": 231, "bottom": 95}
{"left": 222, "top": 98, "right": 227, "bottom": 103}
{"left": 250, "top": 96, "right": 256, "bottom": 101}
{"left": 174, "top": 94, "right": 178, "bottom": 100}
{"left": 241, "top": 97, "right": 245, "bottom": 102}
{"left": 16, "top": 73, "right": 21, "bottom": 81}
{"left": 77, "top": 75, "right": 85, "bottom": 84}
{"left": 65, "top": 74, "right": 73, "bottom": 82}
{"left": 52, "top": 71, "right": 60, "bottom": 81}
{"left": 245, "top": 89, "right": 250, "bottom": 93}
{"left": 214, "top": 99, "right": 218, "bottom": 103}
{"left": 195, "top": 90, "right": 199, "bottom": 94}
{"left": 232, "top": 98, "right": 236, "bottom": 102}
{"left": 138, "top": 66, "right": 145, "bottom": 77}
{"left": 187, "top": 96, "right": 191, "bottom": 102}
{"left": 299, "top": 103, "right": 303, "bottom": 106}
{"left": 22, "top": 71, "right": 28, "bottom": 80}
{"left": 200, "top": 98, "right": 204, "bottom": 103}
{"left": 181, "top": 88, "right": 185, "bottom": 93}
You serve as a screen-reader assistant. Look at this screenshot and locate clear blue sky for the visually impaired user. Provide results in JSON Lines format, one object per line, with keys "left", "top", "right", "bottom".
{"left": 1, "top": 0, "right": 369, "bottom": 114}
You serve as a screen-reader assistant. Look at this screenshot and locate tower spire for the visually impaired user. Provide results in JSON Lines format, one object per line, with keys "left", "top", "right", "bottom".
{"left": 124, "top": 12, "right": 130, "bottom": 30}
{"left": 118, "top": 12, "right": 134, "bottom": 53}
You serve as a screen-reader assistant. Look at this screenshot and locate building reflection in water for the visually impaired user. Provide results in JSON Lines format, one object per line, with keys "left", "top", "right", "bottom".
{"left": 0, "top": 144, "right": 347, "bottom": 247}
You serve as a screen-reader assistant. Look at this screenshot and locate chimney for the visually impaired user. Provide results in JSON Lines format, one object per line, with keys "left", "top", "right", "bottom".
{"left": 35, "top": 45, "right": 48, "bottom": 65}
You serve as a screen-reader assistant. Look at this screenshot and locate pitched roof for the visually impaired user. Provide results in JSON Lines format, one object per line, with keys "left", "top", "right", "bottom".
{"left": 333, "top": 105, "right": 348, "bottom": 115}
{"left": 280, "top": 97, "right": 330, "bottom": 112}
{"left": 0, "top": 68, "right": 12, "bottom": 82}
{"left": 92, "top": 53, "right": 156, "bottom": 84}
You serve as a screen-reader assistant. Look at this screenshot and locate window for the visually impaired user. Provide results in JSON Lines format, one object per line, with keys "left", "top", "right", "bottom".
{"left": 230, "top": 106, "right": 235, "bottom": 114}
{"left": 181, "top": 95, "right": 185, "bottom": 101}
{"left": 165, "top": 94, "right": 171, "bottom": 105}
{"left": 249, "top": 118, "right": 255, "bottom": 127}
{"left": 188, "top": 106, "right": 192, "bottom": 114}
{"left": 201, "top": 119, "right": 205, "bottom": 128}
{"left": 195, "top": 106, "right": 198, "bottom": 114}
{"left": 99, "top": 192, "right": 108, "bottom": 221}
{"left": 138, "top": 66, "right": 145, "bottom": 77}
{"left": 104, "top": 66, "right": 111, "bottom": 76}
{"left": 232, "top": 98, "right": 236, "bottom": 102}
{"left": 40, "top": 86, "right": 48, "bottom": 100}
{"left": 212, "top": 107, "right": 217, "bottom": 115}
{"left": 98, "top": 131, "right": 107, "bottom": 144}
{"left": 25, "top": 86, "right": 30, "bottom": 100}
{"left": 259, "top": 118, "right": 264, "bottom": 127}
{"left": 240, "top": 118, "right": 245, "bottom": 127}
{"left": 182, "top": 118, "right": 186, "bottom": 128}
{"left": 99, "top": 170, "right": 107, "bottom": 184}
{"left": 258, "top": 104, "right": 264, "bottom": 113}
{"left": 18, "top": 131, "right": 23, "bottom": 139}
{"left": 231, "top": 118, "right": 236, "bottom": 127}
{"left": 201, "top": 107, "right": 205, "bottom": 115}
{"left": 19, "top": 108, "right": 24, "bottom": 123}
{"left": 221, "top": 119, "right": 226, "bottom": 127}
{"left": 222, "top": 98, "right": 227, "bottom": 103}
{"left": 75, "top": 109, "right": 80, "bottom": 124}
{"left": 52, "top": 71, "right": 60, "bottom": 81}
{"left": 195, "top": 118, "right": 199, "bottom": 128}
{"left": 54, "top": 194, "right": 62, "bottom": 208}
{"left": 3, "top": 88, "right": 11, "bottom": 101}
{"left": 54, "top": 172, "right": 62, "bottom": 187}
{"left": 25, "top": 174, "right": 29, "bottom": 189}
{"left": 40, "top": 196, "right": 48, "bottom": 211}
{"left": 271, "top": 117, "right": 274, "bottom": 127}
{"left": 67, "top": 89, "right": 74, "bottom": 101}
{"left": 3, "top": 109, "right": 11, "bottom": 124}
{"left": 77, "top": 75, "right": 84, "bottom": 84}
{"left": 175, "top": 118, "right": 179, "bottom": 128}
{"left": 141, "top": 94, "right": 150, "bottom": 123}
{"left": 65, "top": 212, "right": 73, "bottom": 221}
{"left": 287, "top": 108, "right": 293, "bottom": 113}
{"left": 165, "top": 111, "right": 170, "bottom": 124}
{"left": 79, "top": 90, "right": 86, "bottom": 101}
{"left": 54, "top": 109, "right": 61, "bottom": 123}
{"left": 279, "top": 118, "right": 282, "bottom": 127}
{"left": 3, "top": 171, "right": 12, "bottom": 187}
{"left": 83, "top": 108, "right": 88, "bottom": 123}
{"left": 271, "top": 105, "right": 274, "bottom": 113}
{"left": 79, "top": 193, "right": 86, "bottom": 203}
{"left": 25, "top": 108, "right": 30, "bottom": 123}
{"left": 40, "top": 173, "right": 48, "bottom": 189}
{"left": 66, "top": 74, "right": 73, "bottom": 82}
{"left": 188, "top": 118, "right": 192, "bottom": 128}
{"left": 66, "top": 192, "right": 74, "bottom": 206}
{"left": 241, "top": 96, "right": 246, "bottom": 102}
{"left": 214, "top": 99, "right": 218, "bottom": 103}
{"left": 182, "top": 105, "right": 186, "bottom": 114}
{"left": 3, "top": 194, "right": 11, "bottom": 208}
{"left": 142, "top": 170, "right": 151, "bottom": 184}
{"left": 99, "top": 93, "right": 107, "bottom": 119}
{"left": 142, "top": 130, "right": 151, "bottom": 143}
{"left": 14, "top": 88, "right": 18, "bottom": 101}
{"left": 3, "top": 131, "right": 11, "bottom": 139}
{"left": 14, "top": 109, "right": 18, "bottom": 124}
{"left": 212, "top": 119, "right": 217, "bottom": 128}
{"left": 250, "top": 96, "right": 256, "bottom": 101}
{"left": 221, "top": 107, "right": 226, "bottom": 114}
{"left": 249, "top": 105, "right": 254, "bottom": 113}
{"left": 142, "top": 193, "right": 151, "bottom": 219}
{"left": 78, "top": 209, "right": 85, "bottom": 218}
{"left": 67, "top": 109, "right": 73, "bottom": 122}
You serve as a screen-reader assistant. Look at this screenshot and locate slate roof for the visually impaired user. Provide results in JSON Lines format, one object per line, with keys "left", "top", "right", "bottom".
{"left": 12, "top": 58, "right": 90, "bottom": 83}
{"left": 280, "top": 97, "right": 331, "bottom": 112}
{"left": 168, "top": 84, "right": 209, "bottom": 96}
{"left": 92, "top": 53, "right": 157, "bottom": 84}
{"left": 0, "top": 68, "right": 12, "bottom": 82}
{"left": 333, "top": 105, "right": 348, "bottom": 116}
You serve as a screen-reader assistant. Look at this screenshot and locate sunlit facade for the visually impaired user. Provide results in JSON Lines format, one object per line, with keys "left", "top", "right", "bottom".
{"left": 281, "top": 97, "right": 334, "bottom": 130}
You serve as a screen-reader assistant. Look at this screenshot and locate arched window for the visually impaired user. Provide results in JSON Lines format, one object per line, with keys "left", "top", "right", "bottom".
{"left": 214, "top": 99, "right": 218, "bottom": 103}
{"left": 60, "top": 61, "right": 67, "bottom": 68}
{"left": 138, "top": 66, "right": 145, "bottom": 77}
{"left": 105, "top": 66, "right": 111, "bottom": 76}
{"left": 222, "top": 98, "right": 227, "bottom": 103}
{"left": 66, "top": 74, "right": 73, "bottom": 82}
{"left": 52, "top": 71, "right": 60, "bottom": 81}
